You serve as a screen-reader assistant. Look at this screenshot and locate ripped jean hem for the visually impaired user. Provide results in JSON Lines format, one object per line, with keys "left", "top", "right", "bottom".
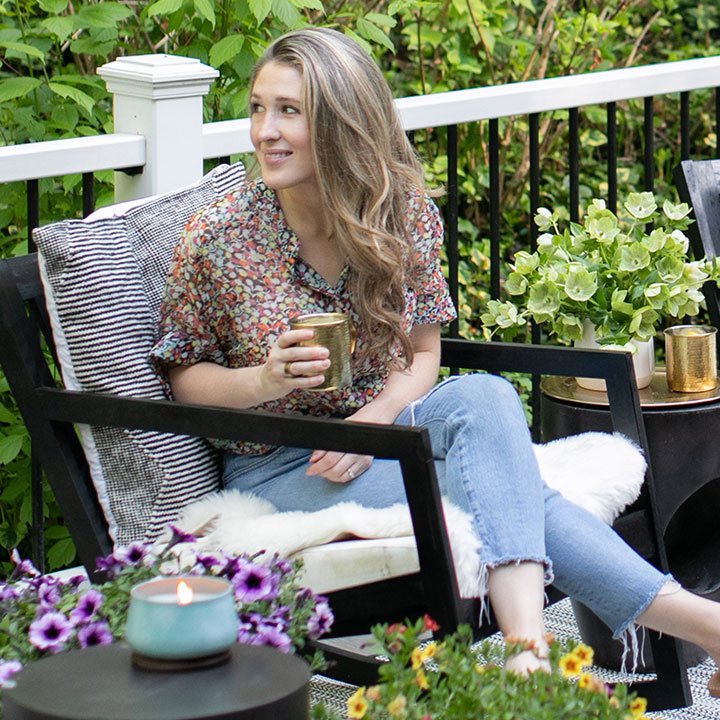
{"left": 476, "top": 555, "right": 555, "bottom": 625}
{"left": 611, "top": 572, "right": 675, "bottom": 673}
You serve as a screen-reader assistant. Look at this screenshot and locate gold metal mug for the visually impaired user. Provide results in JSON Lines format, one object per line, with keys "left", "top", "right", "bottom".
{"left": 664, "top": 324, "right": 718, "bottom": 392}
{"left": 290, "top": 313, "right": 355, "bottom": 391}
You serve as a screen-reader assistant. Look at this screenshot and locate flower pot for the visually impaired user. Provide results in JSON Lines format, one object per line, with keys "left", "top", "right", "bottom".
{"left": 574, "top": 321, "right": 655, "bottom": 392}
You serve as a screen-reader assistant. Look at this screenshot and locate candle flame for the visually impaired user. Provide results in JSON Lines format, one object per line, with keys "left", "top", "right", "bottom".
{"left": 176, "top": 579, "right": 193, "bottom": 606}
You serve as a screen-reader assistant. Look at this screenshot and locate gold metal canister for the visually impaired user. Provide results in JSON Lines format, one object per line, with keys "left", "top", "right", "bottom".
{"left": 290, "top": 313, "right": 355, "bottom": 391}
{"left": 664, "top": 324, "right": 718, "bottom": 392}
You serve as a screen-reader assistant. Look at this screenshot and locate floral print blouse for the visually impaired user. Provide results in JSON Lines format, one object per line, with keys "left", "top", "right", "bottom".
{"left": 151, "top": 179, "right": 457, "bottom": 455}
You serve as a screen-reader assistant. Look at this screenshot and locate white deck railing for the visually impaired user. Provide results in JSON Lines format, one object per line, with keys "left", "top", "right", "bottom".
{"left": 0, "top": 54, "right": 719, "bottom": 205}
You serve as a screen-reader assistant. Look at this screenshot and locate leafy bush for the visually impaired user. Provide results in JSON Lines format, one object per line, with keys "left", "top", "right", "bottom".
{"left": 311, "top": 616, "right": 650, "bottom": 720}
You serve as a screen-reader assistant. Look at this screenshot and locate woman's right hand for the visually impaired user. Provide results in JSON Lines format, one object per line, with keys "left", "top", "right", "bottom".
{"left": 260, "top": 328, "right": 331, "bottom": 398}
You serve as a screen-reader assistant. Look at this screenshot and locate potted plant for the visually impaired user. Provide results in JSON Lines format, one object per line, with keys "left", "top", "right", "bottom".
{"left": 310, "top": 616, "right": 650, "bottom": 719}
{"left": 481, "top": 192, "right": 718, "bottom": 389}
{"left": 0, "top": 528, "right": 333, "bottom": 697}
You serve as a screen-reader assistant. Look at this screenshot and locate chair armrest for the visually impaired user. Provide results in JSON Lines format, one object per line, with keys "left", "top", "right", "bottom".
{"left": 440, "top": 338, "right": 647, "bottom": 451}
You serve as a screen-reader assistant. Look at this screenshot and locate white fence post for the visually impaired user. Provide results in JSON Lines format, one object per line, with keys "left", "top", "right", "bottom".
{"left": 97, "top": 55, "right": 218, "bottom": 202}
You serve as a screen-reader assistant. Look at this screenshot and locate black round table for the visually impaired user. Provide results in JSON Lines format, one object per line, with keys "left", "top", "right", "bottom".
{"left": 3, "top": 643, "right": 310, "bottom": 720}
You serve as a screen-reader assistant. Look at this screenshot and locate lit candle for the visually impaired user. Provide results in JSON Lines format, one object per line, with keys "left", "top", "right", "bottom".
{"left": 125, "top": 576, "right": 238, "bottom": 662}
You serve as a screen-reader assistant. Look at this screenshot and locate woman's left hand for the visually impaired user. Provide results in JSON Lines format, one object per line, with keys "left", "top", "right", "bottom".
{"left": 305, "top": 449, "right": 373, "bottom": 483}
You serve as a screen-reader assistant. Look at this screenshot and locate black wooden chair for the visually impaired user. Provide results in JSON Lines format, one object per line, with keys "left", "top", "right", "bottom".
{"left": 0, "top": 249, "right": 692, "bottom": 708}
{"left": 673, "top": 158, "right": 720, "bottom": 328}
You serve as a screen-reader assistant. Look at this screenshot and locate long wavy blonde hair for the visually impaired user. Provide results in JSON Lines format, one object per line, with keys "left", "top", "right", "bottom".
{"left": 250, "top": 28, "right": 430, "bottom": 368}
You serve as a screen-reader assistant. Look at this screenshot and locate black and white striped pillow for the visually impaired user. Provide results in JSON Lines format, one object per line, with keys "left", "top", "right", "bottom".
{"left": 34, "top": 162, "right": 246, "bottom": 546}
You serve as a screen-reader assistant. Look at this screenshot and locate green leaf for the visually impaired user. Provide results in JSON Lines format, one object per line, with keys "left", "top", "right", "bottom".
{"left": 0, "top": 475, "right": 27, "bottom": 502}
{"left": 0, "top": 404, "right": 17, "bottom": 423}
{"left": 272, "top": 0, "right": 302, "bottom": 28}
{"left": 0, "top": 40, "right": 46, "bottom": 61}
{"left": 364, "top": 12, "right": 397, "bottom": 28}
{"left": 290, "top": 0, "right": 323, "bottom": 9}
{"left": 47, "top": 537, "right": 77, "bottom": 569}
{"left": 478, "top": 26, "right": 495, "bottom": 54}
{"left": 44, "top": 525, "right": 71, "bottom": 540}
{"left": 194, "top": 0, "right": 216, "bottom": 26}
{"left": 51, "top": 104, "right": 79, "bottom": 132}
{"left": 38, "top": 0, "right": 68, "bottom": 12}
{"left": 248, "top": 0, "right": 272, "bottom": 23}
{"left": 77, "top": 2, "right": 133, "bottom": 28}
{"left": 342, "top": 27, "right": 372, "bottom": 54}
{"left": 146, "top": 0, "right": 184, "bottom": 15}
{"left": 0, "top": 77, "right": 42, "bottom": 103}
{"left": 356, "top": 17, "right": 394, "bottom": 52}
{"left": 209, "top": 35, "right": 245, "bottom": 68}
{"left": 41, "top": 16, "right": 75, "bottom": 42}
{"left": 0, "top": 435, "right": 23, "bottom": 465}
{"left": 48, "top": 82, "right": 96, "bottom": 115}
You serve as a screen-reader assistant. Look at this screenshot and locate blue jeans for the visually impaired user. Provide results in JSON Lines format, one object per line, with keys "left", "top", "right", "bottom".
{"left": 223, "top": 374, "right": 670, "bottom": 637}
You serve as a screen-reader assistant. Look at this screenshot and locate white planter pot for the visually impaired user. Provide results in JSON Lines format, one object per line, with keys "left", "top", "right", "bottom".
{"left": 574, "top": 321, "right": 655, "bottom": 392}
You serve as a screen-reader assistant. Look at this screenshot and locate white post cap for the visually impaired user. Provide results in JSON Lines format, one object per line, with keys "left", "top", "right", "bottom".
{"left": 98, "top": 54, "right": 218, "bottom": 100}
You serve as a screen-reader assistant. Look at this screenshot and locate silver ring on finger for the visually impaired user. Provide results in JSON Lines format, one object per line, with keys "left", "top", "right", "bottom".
{"left": 346, "top": 467, "right": 355, "bottom": 480}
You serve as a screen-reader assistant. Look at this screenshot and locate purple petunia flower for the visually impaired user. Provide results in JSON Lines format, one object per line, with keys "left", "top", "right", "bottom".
{"left": 10, "top": 549, "right": 40, "bottom": 579}
{"left": 76, "top": 621, "right": 113, "bottom": 649}
{"left": 271, "top": 557, "right": 293, "bottom": 576}
{"left": 237, "top": 613, "right": 292, "bottom": 653}
{"left": 0, "top": 582, "right": 20, "bottom": 602}
{"left": 70, "top": 589, "right": 104, "bottom": 625}
{"left": 231, "top": 559, "right": 278, "bottom": 603}
{"left": 307, "top": 600, "right": 334, "bottom": 640}
{"left": 28, "top": 611, "right": 73, "bottom": 652}
{"left": 166, "top": 524, "right": 197, "bottom": 548}
{"left": 36, "top": 579, "right": 62, "bottom": 609}
{"left": 195, "top": 554, "right": 223, "bottom": 572}
{"left": 0, "top": 660, "right": 23, "bottom": 688}
{"left": 95, "top": 554, "right": 124, "bottom": 580}
{"left": 113, "top": 542, "right": 148, "bottom": 567}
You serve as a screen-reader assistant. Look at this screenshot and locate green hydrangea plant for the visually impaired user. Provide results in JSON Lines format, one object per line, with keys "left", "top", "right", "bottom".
{"left": 481, "top": 192, "right": 719, "bottom": 346}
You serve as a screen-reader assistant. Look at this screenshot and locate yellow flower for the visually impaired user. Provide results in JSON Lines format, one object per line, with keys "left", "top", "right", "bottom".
{"left": 347, "top": 687, "right": 368, "bottom": 719}
{"left": 387, "top": 695, "right": 407, "bottom": 717}
{"left": 421, "top": 642, "right": 437, "bottom": 661}
{"left": 410, "top": 647, "right": 423, "bottom": 670}
{"left": 577, "top": 672, "right": 605, "bottom": 694}
{"left": 365, "top": 686, "right": 381, "bottom": 702}
{"left": 559, "top": 652, "right": 583, "bottom": 678}
{"left": 629, "top": 697, "right": 648, "bottom": 717}
{"left": 415, "top": 669, "right": 430, "bottom": 690}
{"left": 572, "top": 643, "right": 594, "bottom": 667}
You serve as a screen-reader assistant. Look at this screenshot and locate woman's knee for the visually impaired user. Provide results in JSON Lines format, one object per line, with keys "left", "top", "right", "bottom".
{"left": 445, "top": 373, "right": 523, "bottom": 410}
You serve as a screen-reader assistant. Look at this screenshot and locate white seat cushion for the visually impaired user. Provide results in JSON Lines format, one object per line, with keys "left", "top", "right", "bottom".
{"left": 296, "top": 536, "right": 419, "bottom": 594}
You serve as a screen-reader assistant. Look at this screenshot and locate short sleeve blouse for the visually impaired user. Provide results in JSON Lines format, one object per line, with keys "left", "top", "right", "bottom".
{"left": 151, "top": 179, "right": 456, "bottom": 455}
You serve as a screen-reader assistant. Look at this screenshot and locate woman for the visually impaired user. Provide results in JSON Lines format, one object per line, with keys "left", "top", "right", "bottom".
{"left": 151, "top": 27, "right": 720, "bottom": 684}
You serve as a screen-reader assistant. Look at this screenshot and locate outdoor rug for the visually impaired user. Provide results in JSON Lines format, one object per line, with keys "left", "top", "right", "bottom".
{"left": 310, "top": 598, "right": 719, "bottom": 719}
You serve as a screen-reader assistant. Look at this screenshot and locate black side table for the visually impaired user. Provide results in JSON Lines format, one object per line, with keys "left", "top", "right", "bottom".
{"left": 3, "top": 643, "right": 311, "bottom": 720}
{"left": 541, "top": 370, "right": 720, "bottom": 670}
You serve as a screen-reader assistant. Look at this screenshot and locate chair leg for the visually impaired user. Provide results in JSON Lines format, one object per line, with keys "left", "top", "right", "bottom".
{"left": 307, "top": 638, "right": 385, "bottom": 686}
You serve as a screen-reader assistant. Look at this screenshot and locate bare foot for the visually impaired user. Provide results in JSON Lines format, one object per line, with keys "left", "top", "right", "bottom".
{"left": 504, "top": 646, "right": 550, "bottom": 676}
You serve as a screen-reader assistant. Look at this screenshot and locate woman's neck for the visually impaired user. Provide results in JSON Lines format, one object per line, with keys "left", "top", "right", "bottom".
{"left": 277, "top": 187, "right": 344, "bottom": 286}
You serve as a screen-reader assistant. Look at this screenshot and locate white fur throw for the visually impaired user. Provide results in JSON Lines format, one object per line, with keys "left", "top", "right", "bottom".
{"left": 171, "top": 432, "right": 645, "bottom": 598}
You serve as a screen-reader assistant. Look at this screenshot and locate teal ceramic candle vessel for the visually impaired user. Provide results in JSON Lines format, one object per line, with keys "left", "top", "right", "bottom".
{"left": 125, "top": 576, "right": 237, "bottom": 660}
